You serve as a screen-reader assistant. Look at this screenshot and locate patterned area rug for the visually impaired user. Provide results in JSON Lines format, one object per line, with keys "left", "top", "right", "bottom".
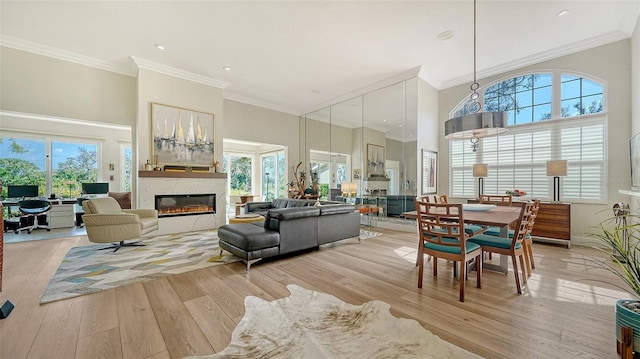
{"left": 41, "top": 230, "right": 238, "bottom": 304}
{"left": 184, "top": 284, "right": 483, "bottom": 359}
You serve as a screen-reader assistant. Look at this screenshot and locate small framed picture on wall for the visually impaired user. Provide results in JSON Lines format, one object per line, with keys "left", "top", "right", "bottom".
{"left": 421, "top": 149, "right": 437, "bottom": 194}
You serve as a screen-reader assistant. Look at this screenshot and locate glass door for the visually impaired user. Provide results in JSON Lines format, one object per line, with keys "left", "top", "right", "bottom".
{"left": 261, "top": 150, "right": 286, "bottom": 201}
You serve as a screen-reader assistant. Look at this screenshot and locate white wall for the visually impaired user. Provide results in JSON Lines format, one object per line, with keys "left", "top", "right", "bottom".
{"left": 632, "top": 16, "right": 640, "bottom": 149}
{"left": 0, "top": 47, "right": 136, "bottom": 126}
{"left": 416, "top": 77, "right": 440, "bottom": 195}
{"left": 439, "top": 40, "right": 632, "bottom": 244}
{"left": 630, "top": 15, "right": 640, "bottom": 214}
{"left": 224, "top": 99, "right": 300, "bottom": 167}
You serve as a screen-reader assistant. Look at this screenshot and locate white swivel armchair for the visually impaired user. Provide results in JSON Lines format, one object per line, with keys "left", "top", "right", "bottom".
{"left": 82, "top": 197, "right": 158, "bottom": 252}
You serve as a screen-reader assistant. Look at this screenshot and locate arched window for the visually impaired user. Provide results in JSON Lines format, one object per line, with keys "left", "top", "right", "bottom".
{"left": 449, "top": 71, "right": 606, "bottom": 203}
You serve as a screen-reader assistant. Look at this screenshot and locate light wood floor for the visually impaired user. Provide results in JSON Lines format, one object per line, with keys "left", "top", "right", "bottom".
{"left": 0, "top": 228, "right": 626, "bottom": 359}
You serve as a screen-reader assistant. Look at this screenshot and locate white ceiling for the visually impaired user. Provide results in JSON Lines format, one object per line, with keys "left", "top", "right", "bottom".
{"left": 1, "top": 1, "right": 639, "bottom": 116}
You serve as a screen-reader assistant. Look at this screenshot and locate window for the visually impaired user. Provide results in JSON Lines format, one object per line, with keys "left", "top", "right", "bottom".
{"left": 122, "top": 145, "right": 132, "bottom": 192}
{"left": 262, "top": 155, "right": 275, "bottom": 201}
{"left": 450, "top": 71, "right": 606, "bottom": 203}
{"left": 0, "top": 135, "right": 46, "bottom": 197}
{"left": 484, "top": 74, "right": 553, "bottom": 124}
{"left": 561, "top": 75, "right": 603, "bottom": 117}
{"left": 309, "top": 150, "right": 350, "bottom": 200}
{"left": 261, "top": 151, "right": 286, "bottom": 201}
{"left": 0, "top": 134, "right": 99, "bottom": 198}
{"left": 224, "top": 152, "right": 253, "bottom": 196}
{"left": 51, "top": 140, "right": 98, "bottom": 198}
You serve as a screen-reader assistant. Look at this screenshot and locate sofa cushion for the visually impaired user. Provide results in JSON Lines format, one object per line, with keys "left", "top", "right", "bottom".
{"left": 319, "top": 204, "right": 356, "bottom": 215}
{"left": 218, "top": 224, "right": 280, "bottom": 251}
{"left": 269, "top": 207, "right": 320, "bottom": 220}
{"left": 285, "top": 199, "right": 314, "bottom": 208}
{"left": 246, "top": 201, "right": 271, "bottom": 214}
{"left": 267, "top": 207, "right": 320, "bottom": 232}
{"left": 108, "top": 191, "right": 132, "bottom": 209}
{"left": 271, "top": 198, "right": 291, "bottom": 208}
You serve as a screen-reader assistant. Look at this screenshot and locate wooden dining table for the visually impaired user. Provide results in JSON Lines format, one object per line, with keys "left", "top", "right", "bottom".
{"left": 402, "top": 204, "right": 523, "bottom": 274}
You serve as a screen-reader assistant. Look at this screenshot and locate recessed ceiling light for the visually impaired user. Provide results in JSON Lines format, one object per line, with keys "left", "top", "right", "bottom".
{"left": 557, "top": 9, "right": 569, "bottom": 17}
{"left": 436, "top": 30, "right": 455, "bottom": 41}
{"left": 155, "top": 44, "right": 166, "bottom": 50}
{"left": 223, "top": 66, "right": 231, "bottom": 71}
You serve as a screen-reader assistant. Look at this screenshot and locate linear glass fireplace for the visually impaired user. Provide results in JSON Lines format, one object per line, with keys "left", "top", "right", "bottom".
{"left": 155, "top": 193, "right": 216, "bottom": 218}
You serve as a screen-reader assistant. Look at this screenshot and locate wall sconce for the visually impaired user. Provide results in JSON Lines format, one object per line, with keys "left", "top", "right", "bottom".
{"left": 472, "top": 163, "right": 488, "bottom": 197}
{"left": 546, "top": 160, "right": 567, "bottom": 202}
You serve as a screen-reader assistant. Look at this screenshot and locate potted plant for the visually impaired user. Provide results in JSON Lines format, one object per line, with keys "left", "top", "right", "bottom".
{"left": 590, "top": 213, "right": 640, "bottom": 354}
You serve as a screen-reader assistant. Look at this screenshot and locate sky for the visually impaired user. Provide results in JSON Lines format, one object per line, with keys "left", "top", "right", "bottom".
{"left": 0, "top": 137, "right": 96, "bottom": 171}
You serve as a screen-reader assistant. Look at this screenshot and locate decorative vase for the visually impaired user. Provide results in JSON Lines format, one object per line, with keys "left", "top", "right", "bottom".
{"left": 616, "top": 299, "right": 640, "bottom": 352}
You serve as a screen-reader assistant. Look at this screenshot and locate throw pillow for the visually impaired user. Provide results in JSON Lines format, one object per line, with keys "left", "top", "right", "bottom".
{"left": 107, "top": 191, "right": 132, "bottom": 209}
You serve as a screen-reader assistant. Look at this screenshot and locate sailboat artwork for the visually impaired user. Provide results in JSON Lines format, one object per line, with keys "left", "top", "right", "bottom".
{"left": 366, "top": 143, "right": 385, "bottom": 177}
{"left": 151, "top": 103, "right": 215, "bottom": 166}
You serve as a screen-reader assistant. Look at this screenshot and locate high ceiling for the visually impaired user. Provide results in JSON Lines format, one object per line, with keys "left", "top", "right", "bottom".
{"left": 1, "top": 1, "right": 639, "bottom": 116}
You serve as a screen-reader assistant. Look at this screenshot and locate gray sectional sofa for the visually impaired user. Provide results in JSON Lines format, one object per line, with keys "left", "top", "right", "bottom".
{"left": 218, "top": 198, "right": 360, "bottom": 271}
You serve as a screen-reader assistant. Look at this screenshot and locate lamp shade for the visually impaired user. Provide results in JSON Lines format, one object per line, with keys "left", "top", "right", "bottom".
{"left": 341, "top": 182, "right": 356, "bottom": 195}
{"left": 472, "top": 163, "right": 488, "bottom": 177}
{"left": 546, "top": 160, "right": 567, "bottom": 177}
{"left": 445, "top": 112, "right": 508, "bottom": 139}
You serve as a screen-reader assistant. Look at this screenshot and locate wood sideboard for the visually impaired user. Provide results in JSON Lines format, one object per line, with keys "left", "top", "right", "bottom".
{"left": 531, "top": 202, "right": 571, "bottom": 247}
{"left": 469, "top": 199, "right": 571, "bottom": 247}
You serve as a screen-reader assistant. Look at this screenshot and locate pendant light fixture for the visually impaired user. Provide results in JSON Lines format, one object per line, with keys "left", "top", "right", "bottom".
{"left": 444, "top": 0, "right": 507, "bottom": 152}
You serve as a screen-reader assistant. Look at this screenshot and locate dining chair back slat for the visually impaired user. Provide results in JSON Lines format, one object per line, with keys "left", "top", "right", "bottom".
{"left": 417, "top": 194, "right": 449, "bottom": 204}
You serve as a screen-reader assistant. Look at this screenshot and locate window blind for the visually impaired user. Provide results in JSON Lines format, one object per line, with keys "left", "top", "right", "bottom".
{"left": 449, "top": 115, "right": 606, "bottom": 203}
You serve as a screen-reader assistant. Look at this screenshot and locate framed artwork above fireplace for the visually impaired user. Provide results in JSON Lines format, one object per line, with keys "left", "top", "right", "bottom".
{"left": 151, "top": 102, "right": 215, "bottom": 167}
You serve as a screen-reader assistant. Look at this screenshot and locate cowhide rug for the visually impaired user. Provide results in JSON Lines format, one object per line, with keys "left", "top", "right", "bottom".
{"left": 184, "top": 284, "right": 483, "bottom": 359}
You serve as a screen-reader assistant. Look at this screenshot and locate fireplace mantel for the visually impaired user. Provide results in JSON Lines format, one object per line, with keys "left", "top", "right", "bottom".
{"left": 138, "top": 170, "right": 227, "bottom": 179}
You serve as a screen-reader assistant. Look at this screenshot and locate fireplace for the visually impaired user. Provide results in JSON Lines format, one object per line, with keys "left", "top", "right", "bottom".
{"left": 155, "top": 193, "right": 216, "bottom": 218}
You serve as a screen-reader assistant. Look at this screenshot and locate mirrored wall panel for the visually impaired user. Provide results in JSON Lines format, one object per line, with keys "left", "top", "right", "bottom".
{"left": 299, "top": 77, "right": 419, "bottom": 217}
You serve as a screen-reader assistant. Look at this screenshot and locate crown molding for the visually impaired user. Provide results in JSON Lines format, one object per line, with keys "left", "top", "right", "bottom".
{"left": 223, "top": 91, "right": 300, "bottom": 116}
{"left": 302, "top": 66, "right": 422, "bottom": 115}
{"left": 0, "top": 110, "right": 131, "bottom": 131}
{"left": 0, "top": 35, "right": 135, "bottom": 76}
{"left": 440, "top": 30, "right": 629, "bottom": 90}
{"left": 130, "top": 56, "right": 230, "bottom": 89}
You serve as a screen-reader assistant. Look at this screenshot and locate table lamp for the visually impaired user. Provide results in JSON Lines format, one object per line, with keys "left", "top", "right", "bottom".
{"left": 472, "top": 163, "right": 488, "bottom": 197}
{"left": 341, "top": 182, "right": 356, "bottom": 197}
{"left": 546, "top": 160, "right": 567, "bottom": 202}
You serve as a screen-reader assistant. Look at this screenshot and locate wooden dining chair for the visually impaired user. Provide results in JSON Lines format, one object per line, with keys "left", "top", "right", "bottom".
{"left": 481, "top": 200, "right": 540, "bottom": 277}
{"left": 414, "top": 196, "right": 484, "bottom": 266}
{"left": 468, "top": 202, "right": 534, "bottom": 294}
{"left": 415, "top": 201, "right": 482, "bottom": 302}
{"left": 522, "top": 200, "right": 540, "bottom": 276}
{"left": 479, "top": 194, "right": 513, "bottom": 205}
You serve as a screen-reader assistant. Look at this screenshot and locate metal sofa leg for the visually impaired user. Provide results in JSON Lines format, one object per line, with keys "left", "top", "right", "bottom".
{"left": 244, "top": 258, "right": 262, "bottom": 272}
